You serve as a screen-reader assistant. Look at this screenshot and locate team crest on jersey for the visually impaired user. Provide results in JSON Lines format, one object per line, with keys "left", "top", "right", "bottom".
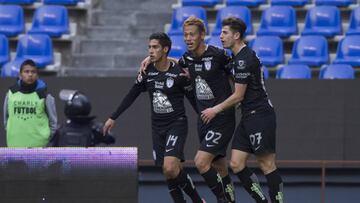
{"left": 204, "top": 61, "right": 212, "bottom": 71}
{"left": 166, "top": 77, "right": 174, "bottom": 88}
{"left": 237, "top": 60, "right": 246, "bottom": 70}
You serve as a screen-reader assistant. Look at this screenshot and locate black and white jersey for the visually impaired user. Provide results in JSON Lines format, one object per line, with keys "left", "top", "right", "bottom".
{"left": 179, "top": 45, "right": 234, "bottom": 116}
{"left": 110, "top": 62, "right": 196, "bottom": 128}
{"left": 231, "top": 46, "right": 273, "bottom": 115}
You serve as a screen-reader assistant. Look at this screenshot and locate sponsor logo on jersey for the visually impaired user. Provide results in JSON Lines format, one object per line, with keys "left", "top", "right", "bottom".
{"left": 136, "top": 74, "right": 143, "bottom": 83}
{"left": 155, "top": 81, "right": 164, "bottom": 89}
{"left": 148, "top": 72, "right": 159, "bottom": 76}
{"left": 166, "top": 77, "right": 174, "bottom": 88}
{"left": 195, "top": 64, "right": 202, "bottom": 72}
{"left": 195, "top": 76, "right": 214, "bottom": 100}
{"left": 165, "top": 72, "right": 177, "bottom": 77}
{"left": 153, "top": 90, "right": 174, "bottom": 114}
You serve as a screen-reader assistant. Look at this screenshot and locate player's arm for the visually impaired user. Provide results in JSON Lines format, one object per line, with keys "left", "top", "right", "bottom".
{"left": 103, "top": 74, "right": 146, "bottom": 135}
{"left": 139, "top": 57, "right": 179, "bottom": 74}
{"left": 201, "top": 83, "right": 246, "bottom": 124}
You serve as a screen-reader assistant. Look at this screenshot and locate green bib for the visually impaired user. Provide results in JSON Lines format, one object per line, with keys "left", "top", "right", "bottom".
{"left": 6, "top": 90, "right": 50, "bottom": 147}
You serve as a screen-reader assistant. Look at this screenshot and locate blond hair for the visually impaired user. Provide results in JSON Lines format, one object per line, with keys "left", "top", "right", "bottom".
{"left": 183, "top": 16, "right": 206, "bottom": 34}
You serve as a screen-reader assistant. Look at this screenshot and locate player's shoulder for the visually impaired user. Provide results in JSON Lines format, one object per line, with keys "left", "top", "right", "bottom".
{"left": 207, "top": 45, "right": 227, "bottom": 57}
{"left": 168, "top": 62, "right": 183, "bottom": 76}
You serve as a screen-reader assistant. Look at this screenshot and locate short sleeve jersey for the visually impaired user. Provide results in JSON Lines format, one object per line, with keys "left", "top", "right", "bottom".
{"left": 231, "top": 46, "right": 273, "bottom": 115}
{"left": 179, "top": 45, "right": 234, "bottom": 115}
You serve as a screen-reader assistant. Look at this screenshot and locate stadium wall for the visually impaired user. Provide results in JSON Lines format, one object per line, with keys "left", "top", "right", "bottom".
{"left": 1, "top": 78, "right": 359, "bottom": 161}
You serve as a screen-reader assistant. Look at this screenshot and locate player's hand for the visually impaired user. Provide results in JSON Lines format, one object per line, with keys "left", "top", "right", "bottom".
{"left": 139, "top": 56, "right": 151, "bottom": 74}
{"left": 180, "top": 68, "right": 190, "bottom": 79}
{"left": 201, "top": 106, "right": 221, "bottom": 124}
{"left": 168, "top": 57, "right": 179, "bottom": 64}
{"left": 103, "top": 118, "right": 115, "bottom": 136}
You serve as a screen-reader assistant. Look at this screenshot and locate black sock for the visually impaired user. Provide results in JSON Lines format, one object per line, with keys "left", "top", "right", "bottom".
{"left": 176, "top": 170, "right": 203, "bottom": 203}
{"left": 222, "top": 175, "right": 235, "bottom": 203}
{"left": 201, "top": 167, "right": 226, "bottom": 201}
{"left": 236, "top": 167, "right": 267, "bottom": 203}
{"left": 265, "top": 169, "right": 283, "bottom": 203}
{"left": 167, "top": 178, "right": 186, "bottom": 203}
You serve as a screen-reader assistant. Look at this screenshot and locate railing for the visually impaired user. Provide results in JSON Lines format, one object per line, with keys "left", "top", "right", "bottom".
{"left": 139, "top": 159, "right": 360, "bottom": 203}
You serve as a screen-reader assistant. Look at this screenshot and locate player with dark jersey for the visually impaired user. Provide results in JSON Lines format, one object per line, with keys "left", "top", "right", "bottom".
{"left": 201, "top": 17, "right": 284, "bottom": 203}
{"left": 179, "top": 17, "right": 236, "bottom": 203}
{"left": 103, "top": 33, "right": 204, "bottom": 203}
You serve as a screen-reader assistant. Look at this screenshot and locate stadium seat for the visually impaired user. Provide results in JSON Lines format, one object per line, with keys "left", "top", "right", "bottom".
{"left": 346, "top": 7, "right": 360, "bottom": 35}
{"left": 0, "top": 0, "right": 35, "bottom": 4}
{"left": 0, "top": 34, "right": 9, "bottom": 67}
{"left": 333, "top": 35, "right": 360, "bottom": 66}
{"left": 226, "top": 0, "right": 265, "bottom": 7}
{"left": 43, "top": 0, "right": 79, "bottom": 5}
{"left": 207, "top": 35, "right": 232, "bottom": 55}
{"left": 315, "top": 0, "right": 356, "bottom": 6}
{"left": 249, "top": 36, "right": 283, "bottom": 66}
{"left": 0, "top": 59, "right": 24, "bottom": 77}
{"left": 302, "top": 6, "right": 341, "bottom": 37}
{"left": 276, "top": 64, "right": 311, "bottom": 79}
{"left": 29, "top": 6, "right": 69, "bottom": 37}
{"left": 319, "top": 64, "right": 355, "bottom": 79}
{"left": 15, "top": 34, "right": 54, "bottom": 69}
{"left": 212, "top": 6, "right": 252, "bottom": 36}
{"left": 262, "top": 65, "right": 269, "bottom": 79}
{"left": 0, "top": 5, "right": 24, "bottom": 37}
{"left": 168, "top": 7, "right": 208, "bottom": 36}
{"left": 289, "top": 35, "right": 329, "bottom": 66}
{"left": 271, "top": 0, "right": 309, "bottom": 6}
{"left": 182, "top": 0, "right": 221, "bottom": 7}
{"left": 257, "top": 6, "right": 297, "bottom": 37}
{"left": 169, "top": 35, "right": 186, "bottom": 59}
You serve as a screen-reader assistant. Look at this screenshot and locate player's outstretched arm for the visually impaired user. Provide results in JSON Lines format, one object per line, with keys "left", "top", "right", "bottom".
{"left": 201, "top": 83, "right": 247, "bottom": 124}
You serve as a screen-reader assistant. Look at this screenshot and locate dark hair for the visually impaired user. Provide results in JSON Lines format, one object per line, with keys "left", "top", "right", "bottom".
{"left": 222, "top": 17, "right": 247, "bottom": 39}
{"left": 20, "top": 59, "right": 37, "bottom": 72}
{"left": 149, "top": 32, "right": 172, "bottom": 55}
{"left": 183, "top": 16, "right": 207, "bottom": 34}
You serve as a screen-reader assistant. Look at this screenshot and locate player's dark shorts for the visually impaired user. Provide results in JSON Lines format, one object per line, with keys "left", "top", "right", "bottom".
{"left": 198, "top": 113, "right": 235, "bottom": 158}
{"left": 232, "top": 108, "right": 276, "bottom": 155}
{"left": 152, "top": 116, "right": 187, "bottom": 166}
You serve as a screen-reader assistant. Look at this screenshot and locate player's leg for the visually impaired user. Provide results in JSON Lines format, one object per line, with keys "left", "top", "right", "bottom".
{"left": 164, "top": 118, "right": 204, "bottom": 203}
{"left": 212, "top": 157, "right": 235, "bottom": 203}
{"left": 231, "top": 121, "right": 267, "bottom": 203}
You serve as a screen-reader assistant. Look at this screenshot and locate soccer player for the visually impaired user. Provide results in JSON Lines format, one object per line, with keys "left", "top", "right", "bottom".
{"left": 103, "top": 32, "right": 204, "bottom": 203}
{"left": 201, "top": 17, "right": 284, "bottom": 203}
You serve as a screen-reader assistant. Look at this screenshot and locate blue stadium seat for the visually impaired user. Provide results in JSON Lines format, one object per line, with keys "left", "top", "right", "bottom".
{"left": 289, "top": 35, "right": 328, "bottom": 66}
{"left": 169, "top": 35, "right": 186, "bottom": 59}
{"left": 257, "top": 6, "right": 297, "bottom": 37}
{"left": 212, "top": 6, "right": 252, "bottom": 36}
{"left": 43, "top": 0, "right": 79, "bottom": 5}
{"left": 319, "top": 64, "right": 355, "bottom": 79}
{"left": 207, "top": 35, "right": 232, "bottom": 55}
{"left": 182, "top": 0, "right": 220, "bottom": 7}
{"left": 0, "top": 59, "right": 24, "bottom": 77}
{"left": 0, "top": 0, "right": 35, "bottom": 4}
{"left": 315, "top": 0, "right": 356, "bottom": 6}
{"left": 0, "top": 5, "right": 24, "bottom": 37}
{"left": 346, "top": 7, "right": 360, "bottom": 35}
{"left": 333, "top": 35, "right": 360, "bottom": 66}
{"left": 168, "top": 7, "right": 208, "bottom": 36}
{"left": 0, "top": 34, "right": 9, "bottom": 67}
{"left": 276, "top": 64, "right": 311, "bottom": 79}
{"left": 262, "top": 65, "right": 269, "bottom": 80}
{"left": 271, "top": 0, "right": 309, "bottom": 6}
{"left": 249, "top": 36, "right": 283, "bottom": 66}
{"left": 302, "top": 6, "right": 341, "bottom": 37}
{"left": 29, "top": 6, "right": 69, "bottom": 37}
{"left": 15, "top": 34, "right": 54, "bottom": 69}
{"left": 226, "top": 0, "right": 265, "bottom": 7}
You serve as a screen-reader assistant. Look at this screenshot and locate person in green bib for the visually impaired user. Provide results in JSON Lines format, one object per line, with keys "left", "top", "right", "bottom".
{"left": 3, "top": 59, "right": 57, "bottom": 147}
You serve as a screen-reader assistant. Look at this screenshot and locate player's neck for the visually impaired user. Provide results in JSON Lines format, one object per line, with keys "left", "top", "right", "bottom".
{"left": 192, "top": 43, "right": 207, "bottom": 57}
{"left": 232, "top": 41, "right": 246, "bottom": 56}
{"left": 154, "top": 57, "right": 170, "bottom": 72}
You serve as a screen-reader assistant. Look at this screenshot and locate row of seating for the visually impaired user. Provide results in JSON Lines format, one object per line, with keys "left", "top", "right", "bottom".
{"left": 169, "top": 6, "right": 360, "bottom": 37}
{"left": 262, "top": 64, "right": 355, "bottom": 79}
{"left": 0, "top": 5, "right": 69, "bottom": 37}
{"left": 181, "top": 0, "right": 357, "bottom": 7}
{"left": 169, "top": 35, "right": 360, "bottom": 67}
{"left": 0, "top": 33, "right": 53, "bottom": 70}
{"left": 0, "top": 0, "right": 80, "bottom": 5}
